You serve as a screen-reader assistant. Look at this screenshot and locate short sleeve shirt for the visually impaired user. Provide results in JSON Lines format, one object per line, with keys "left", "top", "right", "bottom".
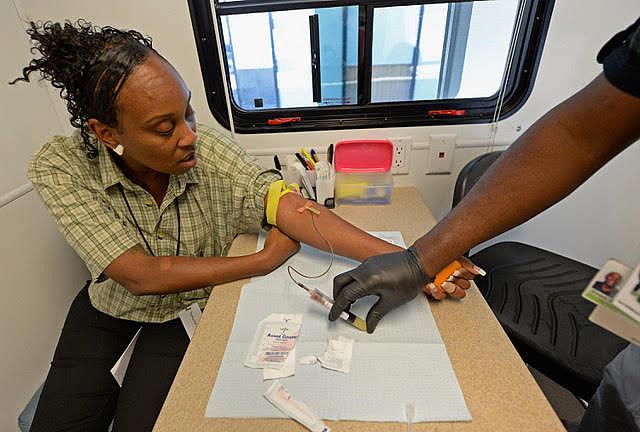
{"left": 598, "top": 17, "right": 640, "bottom": 98}
{"left": 28, "top": 123, "right": 279, "bottom": 322}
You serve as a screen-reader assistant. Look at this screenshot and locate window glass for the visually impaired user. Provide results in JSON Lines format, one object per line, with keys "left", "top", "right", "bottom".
{"left": 371, "top": 4, "right": 448, "bottom": 102}
{"left": 371, "top": 1, "right": 520, "bottom": 103}
{"left": 221, "top": 6, "right": 359, "bottom": 110}
{"left": 456, "top": 0, "right": 520, "bottom": 98}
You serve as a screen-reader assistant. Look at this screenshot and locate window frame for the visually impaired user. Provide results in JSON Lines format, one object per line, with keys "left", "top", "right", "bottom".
{"left": 187, "top": 0, "right": 555, "bottom": 133}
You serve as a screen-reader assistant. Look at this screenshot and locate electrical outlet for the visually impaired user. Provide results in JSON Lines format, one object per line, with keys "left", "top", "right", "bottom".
{"left": 427, "top": 134, "right": 455, "bottom": 174}
{"left": 390, "top": 137, "right": 411, "bottom": 174}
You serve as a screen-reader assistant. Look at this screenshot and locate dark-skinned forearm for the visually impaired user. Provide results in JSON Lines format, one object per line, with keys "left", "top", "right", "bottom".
{"left": 414, "top": 74, "right": 640, "bottom": 276}
{"left": 107, "top": 246, "right": 274, "bottom": 295}
{"left": 275, "top": 193, "right": 401, "bottom": 261}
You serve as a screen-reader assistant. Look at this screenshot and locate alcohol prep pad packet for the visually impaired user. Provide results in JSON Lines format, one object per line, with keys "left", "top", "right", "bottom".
{"left": 245, "top": 313, "right": 302, "bottom": 370}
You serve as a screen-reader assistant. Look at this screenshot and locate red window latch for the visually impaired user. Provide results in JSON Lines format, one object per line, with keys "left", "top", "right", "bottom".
{"left": 267, "top": 117, "right": 302, "bottom": 125}
{"left": 427, "top": 109, "right": 466, "bottom": 116}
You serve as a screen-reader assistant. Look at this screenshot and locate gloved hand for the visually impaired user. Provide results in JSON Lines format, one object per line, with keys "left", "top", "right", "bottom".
{"left": 329, "top": 246, "right": 430, "bottom": 333}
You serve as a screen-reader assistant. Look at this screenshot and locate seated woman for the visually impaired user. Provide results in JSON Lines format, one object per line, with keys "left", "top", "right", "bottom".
{"left": 12, "top": 20, "right": 473, "bottom": 431}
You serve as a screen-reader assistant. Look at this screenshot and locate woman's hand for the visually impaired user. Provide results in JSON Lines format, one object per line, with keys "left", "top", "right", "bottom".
{"left": 260, "top": 227, "right": 301, "bottom": 272}
{"left": 423, "top": 256, "right": 485, "bottom": 300}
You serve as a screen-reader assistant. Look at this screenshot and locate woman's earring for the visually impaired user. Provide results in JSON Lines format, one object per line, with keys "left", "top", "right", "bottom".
{"left": 113, "top": 144, "right": 124, "bottom": 156}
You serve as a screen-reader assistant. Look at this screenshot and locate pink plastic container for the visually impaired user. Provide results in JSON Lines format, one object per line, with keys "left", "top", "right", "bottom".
{"left": 333, "top": 140, "right": 393, "bottom": 173}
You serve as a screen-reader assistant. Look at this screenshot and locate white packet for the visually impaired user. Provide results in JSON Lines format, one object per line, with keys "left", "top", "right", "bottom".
{"left": 319, "top": 336, "right": 354, "bottom": 373}
{"left": 245, "top": 313, "right": 302, "bottom": 369}
{"left": 264, "top": 380, "right": 330, "bottom": 432}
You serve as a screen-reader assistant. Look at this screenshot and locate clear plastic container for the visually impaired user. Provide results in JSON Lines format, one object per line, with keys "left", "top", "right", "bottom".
{"left": 333, "top": 139, "right": 394, "bottom": 205}
{"left": 335, "top": 172, "right": 393, "bottom": 205}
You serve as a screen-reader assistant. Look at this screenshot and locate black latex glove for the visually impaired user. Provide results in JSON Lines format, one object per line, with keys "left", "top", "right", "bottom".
{"left": 329, "top": 246, "right": 430, "bottom": 333}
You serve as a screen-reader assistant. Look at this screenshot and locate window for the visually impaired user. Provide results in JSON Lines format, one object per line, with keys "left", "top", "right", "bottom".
{"left": 187, "top": 0, "right": 554, "bottom": 133}
{"left": 221, "top": 7, "right": 359, "bottom": 110}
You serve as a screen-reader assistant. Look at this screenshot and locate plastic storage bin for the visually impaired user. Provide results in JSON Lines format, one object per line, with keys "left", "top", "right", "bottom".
{"left": 335, "top": 172, "right": 393, "bottom": 205}
{"left": 333, "top": 140, "right": 393, "bottom": 205}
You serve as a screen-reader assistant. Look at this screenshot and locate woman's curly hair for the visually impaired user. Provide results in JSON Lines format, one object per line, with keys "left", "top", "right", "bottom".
{"left": 10, "top": 20, "right": 156, "bottom": 158}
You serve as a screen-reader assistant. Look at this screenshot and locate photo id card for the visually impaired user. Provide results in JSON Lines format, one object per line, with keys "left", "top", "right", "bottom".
{"left": 612, "top": 261, "right": 640, "bottom": 321}
{"left": 581, "top": 258, "right": 631, "bottom": 307}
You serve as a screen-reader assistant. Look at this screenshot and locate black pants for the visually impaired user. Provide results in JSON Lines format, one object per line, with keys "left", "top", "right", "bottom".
{"left": 30, "top": 285, "right": 189, "bottom": 432}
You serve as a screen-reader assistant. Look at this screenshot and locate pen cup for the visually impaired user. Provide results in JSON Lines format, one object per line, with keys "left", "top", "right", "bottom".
{"left": 307, "top": 170, "right": 317, "bottom": 187}
{"left": 316, "top": 176, "right": 335, "bottom": 207}
{"left": 314, "top": 161, "right": 334, "bottom": 207}
{"left": 300, "top": 171, "right": 316, "bottom": 200}
{"left": 281, "top": 166, "right": 302, "bottom": 186}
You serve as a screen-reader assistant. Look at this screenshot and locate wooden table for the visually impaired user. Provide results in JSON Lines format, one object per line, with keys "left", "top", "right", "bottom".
{"left": 154, "top": 187, "right": 565, "bottom": 432}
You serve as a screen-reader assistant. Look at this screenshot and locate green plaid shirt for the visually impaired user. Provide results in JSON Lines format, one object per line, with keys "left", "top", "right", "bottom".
{"left": 28, "top": 123, "right": 279, "bottom": 322}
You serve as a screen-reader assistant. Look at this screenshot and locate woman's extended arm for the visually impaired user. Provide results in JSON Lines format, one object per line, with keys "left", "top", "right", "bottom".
{"left": 105, "top": 227, "right": 299, "bottom": 295}
{"left": 272, "top": 192, "right": 402, "bottom": 261}
{"left": 105, "top": 189, "right": 404, "bottom": 296}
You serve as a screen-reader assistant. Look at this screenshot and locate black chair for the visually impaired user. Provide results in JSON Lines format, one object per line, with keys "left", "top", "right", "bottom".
{"left": 452, "top": 151, "right": 503, "bottom": 208}
{"left": 454, "top": 151, "right": 628, "bottom": 402}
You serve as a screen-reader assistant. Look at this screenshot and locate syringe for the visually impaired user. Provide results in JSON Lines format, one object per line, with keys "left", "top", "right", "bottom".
{"left": 295, "top": 281, "right": 367, "bottom": 332}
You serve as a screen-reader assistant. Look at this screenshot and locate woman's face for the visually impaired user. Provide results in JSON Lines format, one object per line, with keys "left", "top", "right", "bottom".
{"left": 101, "top": 54, "right": 198, "bottom": 175}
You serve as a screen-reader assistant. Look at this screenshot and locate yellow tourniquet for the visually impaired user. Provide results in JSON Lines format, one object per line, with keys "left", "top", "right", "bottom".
{"left": 266, "top": 180, "right": 295, "bottom": 225}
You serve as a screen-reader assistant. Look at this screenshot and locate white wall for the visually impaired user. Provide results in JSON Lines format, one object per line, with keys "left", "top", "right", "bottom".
{"left": 1, "top": 2, "right": 89, "bottom": 431}
{"left": 2, "top": 0, "right": 639, "bottom": 430}
{"left": 0, "top": 195, "right": 88, "bottom": 431}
